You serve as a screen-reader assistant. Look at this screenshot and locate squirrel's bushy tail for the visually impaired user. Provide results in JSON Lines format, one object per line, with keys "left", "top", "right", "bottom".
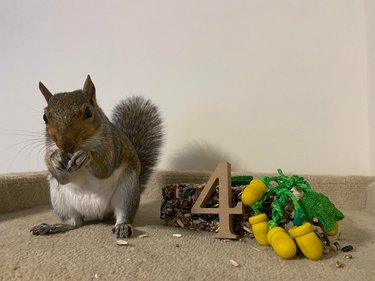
{"left": 112, "top": 96, "right": 163, "bottom": 189}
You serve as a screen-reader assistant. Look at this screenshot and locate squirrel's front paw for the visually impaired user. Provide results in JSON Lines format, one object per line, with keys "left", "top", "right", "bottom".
{"left": 67, "top": 150, "right": 90, "bottom": 172}
{"left": 50, "top": 150, "right": 70, "bottom": 171}
{"left": 112, "top": 223, "right": 133, "bottom": 238}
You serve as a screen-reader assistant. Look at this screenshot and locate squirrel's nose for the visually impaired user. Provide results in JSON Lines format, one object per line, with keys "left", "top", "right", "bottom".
{"left": 61, "top": 141, "right": 75, "bottom": 153}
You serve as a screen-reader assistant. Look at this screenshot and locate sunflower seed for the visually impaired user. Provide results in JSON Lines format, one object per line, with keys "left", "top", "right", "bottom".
{"left": 229, "top": 259, "right": 240, "bottom": 267}
{"left": 138, "top": 234, "right": 149, "bottom": 238}
{"left": 116, "top": 240, "right": 129, "bottom": 246}
{"left": 341, "top": 245, "right": 353, "bottom": 252}
{"left": 173, "top": 234, "right": 182, "bottom": 238}
{"left": 335, "top": 261, "right": 345, "bottom": 268}
{"left": 176, "top": 219, "right": 185, "bottom": 228}
{"left": 242, "top": 226, "right": 252, "bottom": 233}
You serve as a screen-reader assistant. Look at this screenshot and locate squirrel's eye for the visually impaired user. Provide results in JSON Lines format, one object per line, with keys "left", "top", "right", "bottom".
{"left": 84, "top": 106, "right": 93, "bottom": 119}
{"left": 43, "top": 114, "right": 48, "bottom": 124}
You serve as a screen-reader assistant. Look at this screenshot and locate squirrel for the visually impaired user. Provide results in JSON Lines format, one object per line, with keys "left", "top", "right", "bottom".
{"left": 30, "top": 75, "right": 163, "bottom": 238}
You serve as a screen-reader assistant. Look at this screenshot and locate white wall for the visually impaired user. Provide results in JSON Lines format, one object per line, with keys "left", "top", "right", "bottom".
{"left": 365, "top": 0, "right": 375, "bottom": 175}
{"left": 0, "top": 0, "right": 371, "bottom": 175}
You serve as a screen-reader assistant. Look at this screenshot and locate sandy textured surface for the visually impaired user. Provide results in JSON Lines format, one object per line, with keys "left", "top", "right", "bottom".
{"left": 1, "top": 170, "right": 374, "bottom": 280}
{"left": 1, "top": 198, "right": 374, "bottom": 281}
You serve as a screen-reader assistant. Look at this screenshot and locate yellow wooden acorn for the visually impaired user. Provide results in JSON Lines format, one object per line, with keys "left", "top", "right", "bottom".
{"left": 288, "top": 222, "right": 323, "bottom": 260}
{"left": 241, "top": 179, "right": 268, "bottom": 206}
{"left": 267, "top": 227, "right": 297, "bottom": 259}
{"left": 249, "top": 213, "right": 269, "bottom": 246}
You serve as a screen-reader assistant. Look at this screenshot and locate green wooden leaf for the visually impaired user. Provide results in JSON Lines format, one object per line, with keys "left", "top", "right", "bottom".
{"left": 299, "top": 191, "right": 344, "bottom": 232}
{"left": 231, "top": 176, "right": 253, "bottom": 187}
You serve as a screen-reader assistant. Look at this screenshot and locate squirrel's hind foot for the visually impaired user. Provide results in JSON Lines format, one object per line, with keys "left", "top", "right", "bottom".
{"left": 30, "top": 223, "right": 77, "bottom": 235}
{"left": 112, "top": 223, "right": 133, "bottom": 238}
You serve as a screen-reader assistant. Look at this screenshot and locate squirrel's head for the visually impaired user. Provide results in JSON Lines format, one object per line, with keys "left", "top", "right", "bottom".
{"left": 39, "top": 75, "right": 101, "bottom": 153}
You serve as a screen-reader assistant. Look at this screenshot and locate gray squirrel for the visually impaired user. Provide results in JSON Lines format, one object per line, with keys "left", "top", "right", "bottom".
{"left": 31, "top": 75, "right": 163, "bottom": 238}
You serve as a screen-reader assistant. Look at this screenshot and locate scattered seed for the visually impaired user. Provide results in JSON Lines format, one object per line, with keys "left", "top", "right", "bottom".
{"left": 138, "top": 234, "right": 149, "bottom": 238}
{"left": 341, "top": 245, "right": 353, "bottom": 252}
{"left": 323, "top": 248, "right": 330, "bottom": 255}
{"left": 335, "top": 261, "right": 345, "bottom": 268}
{"left": 242, "top": 226, "right": 252, "bottom": 233}
{"left": 175, "top": 188, "right": 180, "bottom": 198}
{"left": 176, "top": 219, "right": 185, "bottom": 228}
{"left": 229, "top": 259, "right": 240, "bottom": 267}
{"left": 345, "top": 254, "right": 353, "bottom": 259}
{"left": 173, "top": 234, "right": 182, "bottom": 238}
{"left": 333, "top": 242, "right": 341, "bottom": 251}
{"left": 116, "top": 240, "right": 129, "bottom": 246}
{"left": 176, "top": 244, "right": 180, "bottom": 247}
{"left": 251, "top": 246, "right": 260, "bottom": 252}
{"left": 223, "top": 239, "right": 231, "bottom": 243}
{"left": 94, "top": 273, "right": 100, "bottom": 279}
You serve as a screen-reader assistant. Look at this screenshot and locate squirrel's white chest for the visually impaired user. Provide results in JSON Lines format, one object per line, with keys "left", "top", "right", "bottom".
{"left": 50, "top": 165, "right": 125, "bottom": 220}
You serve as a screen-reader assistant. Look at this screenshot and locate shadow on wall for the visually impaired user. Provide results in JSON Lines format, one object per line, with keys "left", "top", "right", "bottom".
{"left": 168, "top": 141, "right": 243, "bottom": 172}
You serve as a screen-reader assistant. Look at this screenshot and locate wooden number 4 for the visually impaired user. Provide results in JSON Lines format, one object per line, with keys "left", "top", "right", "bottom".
{"left": 191, "top": 162, "right": 245, "bottom": 239}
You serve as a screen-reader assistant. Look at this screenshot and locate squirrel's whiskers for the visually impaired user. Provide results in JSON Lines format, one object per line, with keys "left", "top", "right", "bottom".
{"left": 0, "top": 127, "right": 47, "bottom": 170}
{"left": 0, "top": 127, "right": 44, "bottom": 149}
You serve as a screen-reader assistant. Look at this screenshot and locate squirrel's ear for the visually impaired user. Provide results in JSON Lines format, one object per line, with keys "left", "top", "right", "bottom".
{"left": 83, "top": 75, "right": 96, "bottom": 103}
{"left": 39, "top": 82, "right": 53, "bottom": 102}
